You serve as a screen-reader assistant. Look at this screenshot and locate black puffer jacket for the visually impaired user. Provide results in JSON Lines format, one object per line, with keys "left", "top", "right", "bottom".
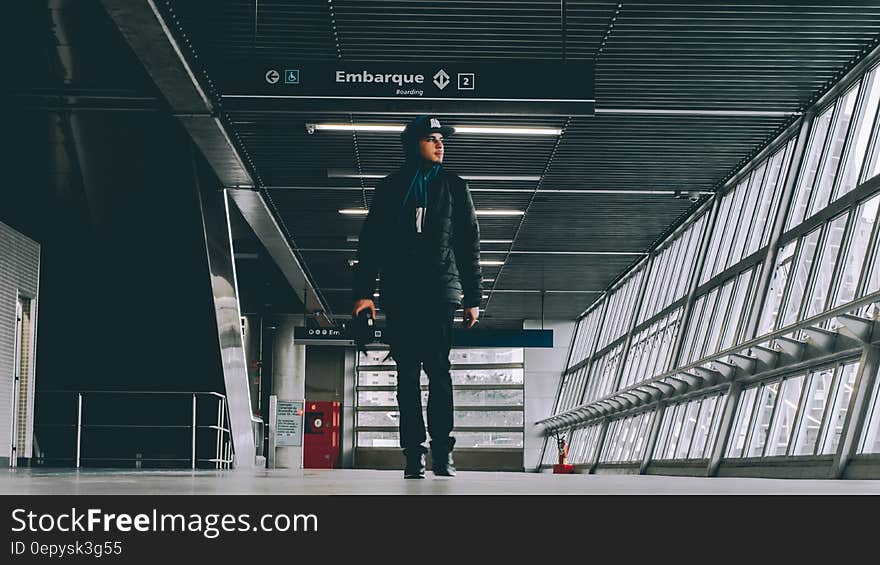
{"left": 352, "top": 167, "right": 483, "bottom": 309}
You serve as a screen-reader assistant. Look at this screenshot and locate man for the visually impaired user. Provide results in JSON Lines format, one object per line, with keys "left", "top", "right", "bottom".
{"left": 351, "top": 115, "right": 483, "bottom": 479}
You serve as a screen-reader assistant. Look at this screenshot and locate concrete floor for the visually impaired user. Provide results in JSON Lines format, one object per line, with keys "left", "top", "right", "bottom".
{"left": 2, "top": 468, "right": 880, "bottom": 494}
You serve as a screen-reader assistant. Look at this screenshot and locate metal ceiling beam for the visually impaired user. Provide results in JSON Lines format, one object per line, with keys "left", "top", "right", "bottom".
{"left": 101, "top": 0, "right": 332, "bottom": 327}
{"left": 298, "top": 247, "right": 645, "bottom": 256}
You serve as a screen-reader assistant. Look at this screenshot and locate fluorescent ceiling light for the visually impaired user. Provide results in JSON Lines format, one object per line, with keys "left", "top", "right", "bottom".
{"left": 309, "top": 123, "right": 560, "bottom": 136}
{"left": 346, "top": 235, "right": 359, "bottom": 242}
{"left": 480, "top": 260, "right": 505, "bottom": 266}
{"left": 549, "top": 189, "right": 677, "bottom": 195}
{"left": 339, "top": 209, "right": 369, "bottom": 215}
{"left": 462, "top": 175, "right": 540, "bottom": 182}
{"left": 483, "top": 278, "right": 495, "bottom": 283}
{"left": 476, "top": 210, "right": 525, "bottom": 216}
{"left": 537, "top": 189, "right": 716, "bottom": 196}
{"left": 481, "top": 239, "right": 514, "bottom": 244}
{"left": 315, "top": 123, "right": 404, "bottom": 132}
{"left": 453, "top": 126, "right": 561, "bottom": 136}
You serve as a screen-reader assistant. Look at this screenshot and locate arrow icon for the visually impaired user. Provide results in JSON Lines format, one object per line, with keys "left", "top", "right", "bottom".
{"left": 265, "top": 69, "right": 280, "bottom": 84}
{"left": 433, "top": 69, "right": 450, "bottom": 90}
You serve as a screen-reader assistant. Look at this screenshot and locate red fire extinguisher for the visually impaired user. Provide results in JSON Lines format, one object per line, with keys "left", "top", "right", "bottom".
{"left": 552, "top": 431, "right": 574, "bottom": 474}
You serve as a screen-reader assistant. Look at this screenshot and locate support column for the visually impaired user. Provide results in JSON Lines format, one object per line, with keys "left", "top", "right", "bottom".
{"left": 638, "top": 404, "right": 665, "bottom": 474}
{"left": 271, "top": 315, "right": 306, "bottom": 469}
{"left": 832, "top": 345, "right": 880, "bottom": 478}
{"left": 341, "top": 347, "right": 357, "bottom": 468}
{"left": 193, "top": 154, "right": 256, "bottom": 469}
{"left": 707, "top": 382, "right": 742, "bottom": 476}
{"left": 588, "top": 418, "right": 609, "bottom": 474}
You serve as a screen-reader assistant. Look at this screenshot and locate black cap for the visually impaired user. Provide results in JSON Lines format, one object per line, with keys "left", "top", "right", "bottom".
{"left": 401, "top": 115, "right": 455, "bottom": 142}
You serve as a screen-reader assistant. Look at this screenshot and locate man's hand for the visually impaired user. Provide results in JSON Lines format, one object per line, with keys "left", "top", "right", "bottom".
{"left": 463, "top": 306, "right": 479, "bottom": 328}
{"left": 352, "top": 299, "right": 376, "bottom": 319}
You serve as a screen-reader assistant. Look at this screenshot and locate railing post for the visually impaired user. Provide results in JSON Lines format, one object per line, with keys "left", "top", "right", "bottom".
{"left": 192, "top": 394, "right": 197, "bottom": 470}
{"left": 76, "top": 393, "right": 83, "bottom": 469}
{"left": 268, "top": 395, "right": 278, "bottom": 469}
{"left": 221, "top": 396, "right": 229, "bottom": 468}
{"left": 215, "top": 397, "right": 222, "bottom": 470}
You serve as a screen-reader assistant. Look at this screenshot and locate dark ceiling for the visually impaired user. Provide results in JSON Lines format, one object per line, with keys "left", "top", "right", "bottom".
{"left": 17, "top": 1, "right": 880, "bottom": 328}
{"left": 158, "top": 0, "right": 880, "bottom": 327}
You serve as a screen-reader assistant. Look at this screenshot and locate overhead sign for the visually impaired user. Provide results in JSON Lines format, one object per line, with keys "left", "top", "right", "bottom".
{"left": 223, "top": 61, "right": 595, "bottom": 115}
{"left": 275, "top": 400, "right": 304, "bottom": 447}
{"left": 295, "top": 327, "right": 348, "bottom": 341}
{"left": 293, "top": 326, "right": 552, "bottom": 348}
{"left": 294, "top": 326, "right": 383, "bottom": 345}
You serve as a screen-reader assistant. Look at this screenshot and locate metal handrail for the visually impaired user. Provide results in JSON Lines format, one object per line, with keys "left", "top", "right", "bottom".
{"left": 539, "top": 291, "right": 880, "bottom": 428}
{"left": 34, "top": 390, "right": 234, "bottom": 469}
{"left": 39, "top": 390, "right": 226, "bottom": 396}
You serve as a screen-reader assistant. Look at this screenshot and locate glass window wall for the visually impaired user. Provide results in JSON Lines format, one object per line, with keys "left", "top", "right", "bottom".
{"left": 619, "top": 309, "right": 681, "bottom": 389}
{"left": 726, "top": 387, "right": 758, "bottom": 458}
{"left": 788, "top": 108, "right": 835, "bottom": 229}
{"left": 789, "top": 63, "right": 880, "bottom": 230}
{"left": 596, "top": 268, "right": 645, "bottom": 351}
{"left": 725, "top": 361, "right": 860, "bottom": 459}
{"left": 599, "top": 412, "right": 655, "bottom": 464}
{"left": 820, "top": 362, "right": 859, "bottom": 454}
{"left": 858, "top": 363, "right": 880, "bottom": 454}
{"left": 765, "top": 375, "right": 806, "bottom": 456}
{"left": 582, "top": 344, "right": 624, "bottom": 404}
{"left": 838, "top": 65, "right": 880, "bottom": 197}
{"left": 655, "top": 394, "right": 726, "bottom": 460}
{"left": 550, "top": 63, "right": 880, "bottom": 473}
{"left": 684, "top": 266, "right": 761, "bottom": 363}
{"left": 791, "top": 366, "right": 835, "bottom": 456}
{"left": 745, "top": 381, "right": 778, "bottom": 458}
{"left": 761, "top": 191, "right": 880, "bottom": 335}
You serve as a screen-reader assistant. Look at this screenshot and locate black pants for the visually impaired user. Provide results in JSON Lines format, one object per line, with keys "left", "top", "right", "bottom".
{"left": 385, "top": 301, "right": 458, "bottom": 450}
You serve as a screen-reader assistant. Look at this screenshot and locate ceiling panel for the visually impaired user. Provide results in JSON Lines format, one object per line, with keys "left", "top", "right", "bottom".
{"left": 482, "top": 292, "right": 601, "bottom": 320}
{"left": 542, "top": 114, "right": 789, "bottom": 193}
{"left": 491, "top": 253, "right": 639, "bottom": 292}
{"left": 513, "top": 192, "right": 696, "bottom": 252}
{"left": 596, "top": 2, "right": 880, "bottom": 111}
